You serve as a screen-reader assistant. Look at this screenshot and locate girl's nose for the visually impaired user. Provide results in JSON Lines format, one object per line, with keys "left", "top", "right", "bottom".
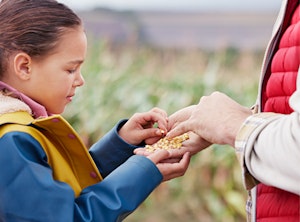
{"left": 74, "top": 73, "right": 85, "bottom": 87}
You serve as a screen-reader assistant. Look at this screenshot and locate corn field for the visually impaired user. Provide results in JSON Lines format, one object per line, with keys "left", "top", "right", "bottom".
{"left": 64, "top": 40, "right": 264, "bottom": 222}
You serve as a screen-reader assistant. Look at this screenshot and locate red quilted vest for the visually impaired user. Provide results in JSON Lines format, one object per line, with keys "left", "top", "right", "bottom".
{"left": 259, "top": 3, "right": 300, "bottom": 222}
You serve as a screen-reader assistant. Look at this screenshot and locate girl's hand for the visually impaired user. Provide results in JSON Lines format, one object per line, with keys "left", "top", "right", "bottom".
{"left": 147, "top": 149, "right": 191, "bottom": 181}
{"left": 118, "top": 107, "right": 168, "bottom": 145}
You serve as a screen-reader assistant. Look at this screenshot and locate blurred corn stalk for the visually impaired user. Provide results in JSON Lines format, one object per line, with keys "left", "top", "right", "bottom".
{"left": 64, "top": 40, "right": 261, "bottom": 222}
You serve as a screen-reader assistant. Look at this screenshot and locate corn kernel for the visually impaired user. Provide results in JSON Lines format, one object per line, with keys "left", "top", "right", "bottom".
{"left": 145, "top": 133, "right": 189, "bottom": 152}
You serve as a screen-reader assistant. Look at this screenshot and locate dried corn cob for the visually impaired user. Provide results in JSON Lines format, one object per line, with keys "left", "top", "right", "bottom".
{"left": 145, "top": 133, "right": 189, "bottom": 152}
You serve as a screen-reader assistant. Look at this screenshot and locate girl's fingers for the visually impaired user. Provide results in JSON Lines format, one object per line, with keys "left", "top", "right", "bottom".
{"left": 161, "top": 152, "right": 191, "bottom": 181}
{"left": 137, "top": 128, "right": 165, "bottom": 142}
{"left": 147, "top": 149, "right": 170, "bottom": 164}
{"left": 141, "top": 108, "right": 168, "bottom": 132}
{"left": 150, "top": 107, "right": 168, "bottom": 120}
{"left": 134, "top": 148, "right": 150, "bottom": 156}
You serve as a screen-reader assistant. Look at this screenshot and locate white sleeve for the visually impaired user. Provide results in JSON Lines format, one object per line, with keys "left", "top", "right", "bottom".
{"left": 235, "top": 66, "right": 300, "bottom": 195}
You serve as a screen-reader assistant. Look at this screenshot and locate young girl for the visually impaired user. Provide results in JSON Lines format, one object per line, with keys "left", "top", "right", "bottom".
{"left": 0, "top": 0, "right": 190, "bottom": 221}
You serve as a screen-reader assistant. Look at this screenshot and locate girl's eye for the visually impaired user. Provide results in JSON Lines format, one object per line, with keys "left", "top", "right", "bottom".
{"left": 68, "top": 69, "right": 77, "bottom": 74}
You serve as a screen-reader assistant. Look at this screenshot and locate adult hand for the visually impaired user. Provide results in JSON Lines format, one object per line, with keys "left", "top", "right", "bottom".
{"left": 167, "top": 105, "right": 196, "bottom": 130}
{"left": 167, "top": 105, "right": 212, "bottom": 155}
{"left": 119, "top": 107, "right": 168, "bottom": 145}
{"left": 167, "top": 92, "right": 252, "bottom": 147}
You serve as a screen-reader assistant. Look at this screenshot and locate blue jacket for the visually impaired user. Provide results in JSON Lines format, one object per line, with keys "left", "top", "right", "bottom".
{"left": 0, "top": 111, "right": 162, "bottom": 222}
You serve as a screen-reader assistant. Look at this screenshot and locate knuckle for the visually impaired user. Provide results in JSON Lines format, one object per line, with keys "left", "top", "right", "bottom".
{"left": 151, "top": 107, "right": 159, "bottom": 112}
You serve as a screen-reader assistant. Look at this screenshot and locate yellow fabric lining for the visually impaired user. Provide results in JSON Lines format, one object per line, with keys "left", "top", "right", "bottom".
{"left": 0, "top": 111, "right": 102, "bottom": 197}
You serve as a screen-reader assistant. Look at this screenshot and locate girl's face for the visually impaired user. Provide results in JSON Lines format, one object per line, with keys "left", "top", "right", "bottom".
{"left": 26, "top": 27, "right": 87, "bottom": 114}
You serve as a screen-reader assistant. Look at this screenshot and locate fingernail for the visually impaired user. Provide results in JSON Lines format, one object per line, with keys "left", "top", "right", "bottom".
{"left": 156, "top": 129, "right": 162, "bottom": 135}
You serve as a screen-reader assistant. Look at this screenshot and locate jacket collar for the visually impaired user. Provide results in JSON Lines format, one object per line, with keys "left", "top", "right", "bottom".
{"left": 0, "top": 81, "right": 48, "bottom": 118}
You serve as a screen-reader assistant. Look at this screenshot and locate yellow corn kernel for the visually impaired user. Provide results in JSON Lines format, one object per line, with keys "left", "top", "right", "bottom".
{"left": 145, "top": 133, "right": 189, "bottom": 152}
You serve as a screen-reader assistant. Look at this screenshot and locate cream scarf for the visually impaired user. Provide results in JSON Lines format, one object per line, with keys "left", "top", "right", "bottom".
{"left": 0, "top": 92, "right": 32, "bottom": 116}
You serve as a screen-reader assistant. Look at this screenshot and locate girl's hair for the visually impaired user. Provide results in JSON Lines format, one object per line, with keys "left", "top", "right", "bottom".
{"left": 0, "top": 0, "right": 82, "bottom": 78}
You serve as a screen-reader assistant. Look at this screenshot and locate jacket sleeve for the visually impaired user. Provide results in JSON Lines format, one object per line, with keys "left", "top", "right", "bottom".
{"left": 0, "top": 132, "right": 162, "bottom": 222}
{"left": 235, "top": 69, "right": 300, "bottom": 195}
{"left": 89, "top": 119, "right": 144, "bottom": 178}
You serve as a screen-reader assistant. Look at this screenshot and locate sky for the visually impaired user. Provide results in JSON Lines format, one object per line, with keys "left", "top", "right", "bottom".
{"left": 59, "top": 0, "right": 282, "bottom": 12}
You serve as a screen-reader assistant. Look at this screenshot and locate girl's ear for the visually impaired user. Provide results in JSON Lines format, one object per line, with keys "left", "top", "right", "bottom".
{"left": 13, "top": 52, "right": 32, "bottom": 80}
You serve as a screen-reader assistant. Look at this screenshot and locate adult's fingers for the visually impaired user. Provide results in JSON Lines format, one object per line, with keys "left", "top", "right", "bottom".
{"left": 166, "top": 122, "right": 191, "bottom": 138}
{"left": 168, "top": 105, "right": 196, "bottom": 130}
